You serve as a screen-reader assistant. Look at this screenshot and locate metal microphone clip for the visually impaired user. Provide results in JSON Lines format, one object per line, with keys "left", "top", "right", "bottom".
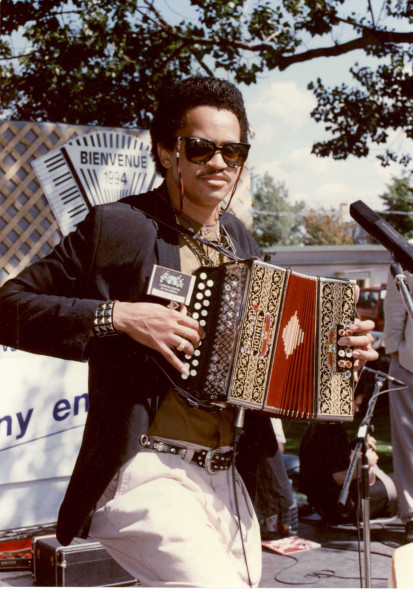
{"left": 362, "top": 366, "right": 405, "bottom": 387}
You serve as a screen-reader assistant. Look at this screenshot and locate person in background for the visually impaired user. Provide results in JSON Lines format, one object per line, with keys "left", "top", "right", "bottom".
{"left": 271, "top": 418, "right": 300, "bottom": 483}
{"left": 260, "top": 419, "right": 300, "bottom": 538}
{"left": 384, "top": 267, "right": 413, "bottom": 543}
{"left": 298, "top": 392, "right": 397, "bottom": 525}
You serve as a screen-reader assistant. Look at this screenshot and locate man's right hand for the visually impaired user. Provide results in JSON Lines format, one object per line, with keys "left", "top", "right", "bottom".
{"left": 113, "top": 301, "right": 203, "bottom": 374}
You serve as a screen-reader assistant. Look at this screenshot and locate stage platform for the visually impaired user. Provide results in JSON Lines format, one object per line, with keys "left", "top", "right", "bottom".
{"left": 0, "top": 514, "right": 407, "bottom": 588}
{"left": 260, "top": 514, "right": 404, "bottom": 588}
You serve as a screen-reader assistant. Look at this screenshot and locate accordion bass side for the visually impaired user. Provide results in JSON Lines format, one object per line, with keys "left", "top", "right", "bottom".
{"left": 175, "top": 259, "right": 356, "bottom": 421}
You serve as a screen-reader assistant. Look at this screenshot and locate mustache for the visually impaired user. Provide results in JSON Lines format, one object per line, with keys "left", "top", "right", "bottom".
{"left": 197, "top": 168, "right": 231, "bottom": 181}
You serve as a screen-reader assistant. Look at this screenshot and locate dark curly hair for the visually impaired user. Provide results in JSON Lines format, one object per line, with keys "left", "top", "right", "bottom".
{"left": 150, "top": 76, "right": 249, "bottom": 177}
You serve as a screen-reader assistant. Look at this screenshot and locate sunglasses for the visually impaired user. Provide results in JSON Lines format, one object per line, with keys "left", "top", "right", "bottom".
{"left": 177, "top": 136, "right": 250, "bottom": 168}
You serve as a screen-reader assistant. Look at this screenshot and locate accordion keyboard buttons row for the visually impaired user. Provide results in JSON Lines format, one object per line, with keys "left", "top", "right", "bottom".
{"left": 337, "top": 325, "right": 353, "bottom": 371}
{"left": 181, "top": 275, "right": 215, "bottom": 379}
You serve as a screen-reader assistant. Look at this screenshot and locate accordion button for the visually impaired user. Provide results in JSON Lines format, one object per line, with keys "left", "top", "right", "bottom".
{"left": 205, "top": 290, "right": 212, "bottom": 297}
{"left": 193, "top": 312, "right": 199, "bottom": 319}
{"left": 195, "top": 303, "right": 201, "bottom": 309}
{"left": 200, "top": 273, "right": 207, "bottom": 280}
{"left": 192, "top": 359, "right": 199, "bottom": 366}
{"left": 194, "top": 350, "right": 201, "bottom": 357}
{"left": 204, "top": 300, "right": 210, "bottom": 306}
{"left": 200, "top": 320, "right": 206, "bottom": 326}
{"left": 190, "top": 370, "right": 197, "bottom": 376}
{"left": 198, "top": 283, "right": 205, "bottom": 290}
{"left": 207, "top": 280, "right": 214, "bottom": 286}
{"left": 201, "top": 310, "right": 208, "bottom": 317}
{"left": 196, "top": 293, "right": 203, "bottom": 300}
{"left": 338, "top": 350, "right": 345, "bottom": 357}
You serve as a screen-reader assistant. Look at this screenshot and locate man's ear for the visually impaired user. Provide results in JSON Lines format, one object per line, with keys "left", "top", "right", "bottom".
{"left": 157, "top": 143, "right": 173, "bottom": 170}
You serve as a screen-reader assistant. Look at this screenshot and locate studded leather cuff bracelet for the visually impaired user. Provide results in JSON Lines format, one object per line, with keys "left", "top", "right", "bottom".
{"left": 93, "top": 300, "right": 119, "bottom": 337}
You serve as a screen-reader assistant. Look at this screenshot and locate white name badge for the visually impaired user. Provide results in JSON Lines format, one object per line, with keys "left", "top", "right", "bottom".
{"left": 147, "top": 265, "right": 196, "bottom": 305}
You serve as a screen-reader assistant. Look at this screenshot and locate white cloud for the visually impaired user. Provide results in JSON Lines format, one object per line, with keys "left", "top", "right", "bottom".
{"left": 248, "top": 80, "right": 316, "bottom": 120}
{"left": 317, "top": 183, "right": 350, "bottom": 200}
{"left": 242, "top": 70, "right": 412, "bottom": 213}
{"left": 285, "top": 147, "right": 330, "bottom": 173}
{"left": 246, "top": 81, "right": 317, "bottom": 139}
{"left": 253, "top": 159, "right": 285, "bottom": 180}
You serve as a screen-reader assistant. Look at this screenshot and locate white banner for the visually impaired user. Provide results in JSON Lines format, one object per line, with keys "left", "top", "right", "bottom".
{"left": 0, "top": 346, "right": 88, "bottom": 530}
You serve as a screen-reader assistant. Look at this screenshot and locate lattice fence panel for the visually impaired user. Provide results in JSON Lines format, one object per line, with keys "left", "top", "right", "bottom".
{"left": 0, "top": 121, "right": 85, "bottom": 285}
{"left": 0, "top": 120, "right": 252, "bottom": 287}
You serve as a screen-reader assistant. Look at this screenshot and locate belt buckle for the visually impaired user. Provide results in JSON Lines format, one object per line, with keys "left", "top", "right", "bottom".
{"left": 205, "top": 447, "right": 228, "bottom": 474}
{"left": 205, "top": 449, "right": 218, "bottom": 474}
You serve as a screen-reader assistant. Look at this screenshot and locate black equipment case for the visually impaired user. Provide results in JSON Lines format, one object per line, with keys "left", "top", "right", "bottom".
{"left": 32, "top": 535, "right": 137, "bottom": 587}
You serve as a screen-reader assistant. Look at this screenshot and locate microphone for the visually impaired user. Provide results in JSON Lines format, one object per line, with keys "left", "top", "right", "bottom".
{"left": 362, "top": 366, "right": 406, "bottom": 387}
{"left": 350, "top": 200, "right": 413, "bottom": 274}
{"left": 234, "top": 407, "right": 245, "bottom": 444}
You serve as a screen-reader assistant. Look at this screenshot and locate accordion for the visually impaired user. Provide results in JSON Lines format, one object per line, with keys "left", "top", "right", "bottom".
{"left": 172, "top": 259, "right": 356, "bottom": 422}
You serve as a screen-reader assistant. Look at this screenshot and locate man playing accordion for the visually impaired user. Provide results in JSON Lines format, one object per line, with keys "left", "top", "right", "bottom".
{"left": 0, "top": 76, "right": 378, "bottom": 587}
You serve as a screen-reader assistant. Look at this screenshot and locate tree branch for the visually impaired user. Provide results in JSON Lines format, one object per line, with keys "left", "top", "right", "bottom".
{"left": 187, "top": 48, "right": 214, "bottom": 76}
{"left": 276, "top": 30, "right": 413, "bottom": 70}
{"left": 122, "top": 1, "right": 413, "bottom": 73}
{"left": 367, "top": 0, "right": 376, "bottom": 27}
{"left": 150, "top": 23, "right": 413, "bottom": 71}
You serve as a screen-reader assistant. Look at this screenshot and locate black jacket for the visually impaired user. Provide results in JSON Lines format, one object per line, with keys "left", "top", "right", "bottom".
{"left": 0, "top": 188, "right": 292, "bottom": 545}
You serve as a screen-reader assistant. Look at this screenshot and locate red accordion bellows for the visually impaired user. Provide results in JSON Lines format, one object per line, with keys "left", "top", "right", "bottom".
{"left": 267, "top": 274, "right": 317, "bottom": 418}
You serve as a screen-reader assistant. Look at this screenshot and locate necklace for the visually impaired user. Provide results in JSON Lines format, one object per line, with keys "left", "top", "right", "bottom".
{"left": 175, "top": 214, "right": 236, "bottom": 267}
{"left": 181, "top": 232, "right": 221, "bottom": 267}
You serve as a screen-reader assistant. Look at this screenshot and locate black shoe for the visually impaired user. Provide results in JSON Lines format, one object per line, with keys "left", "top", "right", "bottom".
{"left": 405, "top": 520, "right": 413, "bottom": 543}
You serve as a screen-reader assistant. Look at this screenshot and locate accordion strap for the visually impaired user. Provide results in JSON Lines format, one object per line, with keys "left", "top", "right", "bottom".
{"left": 137, "top": 208, "right": 242, "bottom": 263}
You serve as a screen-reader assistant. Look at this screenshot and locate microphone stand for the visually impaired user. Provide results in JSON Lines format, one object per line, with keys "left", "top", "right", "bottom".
{"left": 337, "top": 259, "right": 411, "bottom": 587}
{"left": 337, "top": 375, "right": 385, "bottom": 589}
{"left": 390, "top": 261, "right": 413, "bottom": 324}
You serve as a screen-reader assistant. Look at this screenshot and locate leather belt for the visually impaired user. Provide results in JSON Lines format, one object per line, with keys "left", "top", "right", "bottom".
{"left": 139, "top": 434, "right": 233, "bottom": 474}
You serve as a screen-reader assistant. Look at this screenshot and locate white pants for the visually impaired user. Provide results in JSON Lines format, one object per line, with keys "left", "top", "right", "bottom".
{"left": 89, "top": 447, "right": 262, "bottom": 587}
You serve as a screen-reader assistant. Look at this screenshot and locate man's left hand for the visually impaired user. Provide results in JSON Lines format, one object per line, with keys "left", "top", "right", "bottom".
{"left": 338, "top": 318, "right": 379, "bottom": 373}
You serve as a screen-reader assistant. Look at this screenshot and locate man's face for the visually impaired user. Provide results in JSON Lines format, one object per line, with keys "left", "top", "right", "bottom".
{"left": 159, "top": 105, "right": 244, "bottom": 220}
